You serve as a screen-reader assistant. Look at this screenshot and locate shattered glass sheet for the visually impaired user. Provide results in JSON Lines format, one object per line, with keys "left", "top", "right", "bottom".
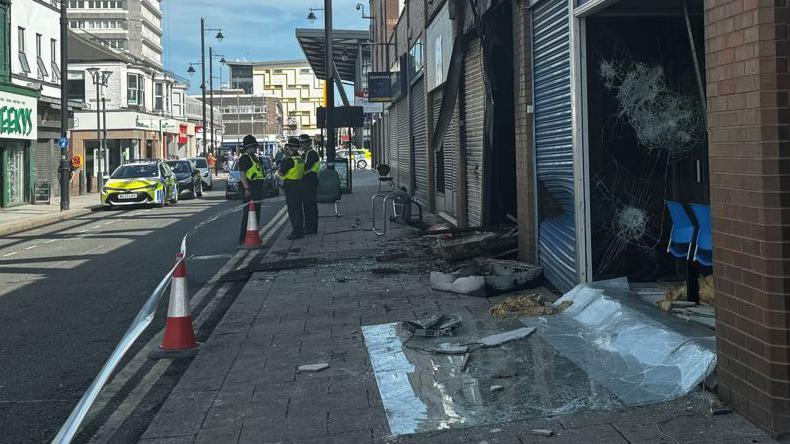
{"left": 362, "top": 320, "right": 622, "bottom": 436}
{"left": 521, "top": 280, "right": 716, "bottom": 406}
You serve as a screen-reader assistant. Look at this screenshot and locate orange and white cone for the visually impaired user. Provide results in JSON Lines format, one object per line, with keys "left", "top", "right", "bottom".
{"left": 243, "top": 201, "right": 262, "bottom": 249}
{"left": 160, "top": 253, "right": 198, "bottom": 351}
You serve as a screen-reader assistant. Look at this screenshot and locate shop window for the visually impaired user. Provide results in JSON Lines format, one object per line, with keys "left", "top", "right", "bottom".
{"left": 17, "top": 27, "right": 30, "bottom": 75}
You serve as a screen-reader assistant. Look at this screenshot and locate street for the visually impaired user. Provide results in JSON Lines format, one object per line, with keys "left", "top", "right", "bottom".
{"left": 0, "top": 183, "right": 284, "bottom": 443}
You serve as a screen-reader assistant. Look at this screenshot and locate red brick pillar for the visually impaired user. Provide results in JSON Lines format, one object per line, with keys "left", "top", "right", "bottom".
{"left": 705, "top": 0, "right": 790, "bottom": 437}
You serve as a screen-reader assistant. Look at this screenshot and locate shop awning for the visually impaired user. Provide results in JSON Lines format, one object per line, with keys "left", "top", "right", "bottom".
{"left": 295, "top": 28, "right": 371, "bottom": 82}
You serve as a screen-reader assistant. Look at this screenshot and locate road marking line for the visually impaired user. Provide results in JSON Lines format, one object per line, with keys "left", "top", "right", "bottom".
{"left": 88, "top": 359, "right": 172, "bottom": 444}
{"left": 3, "top": 252, "right": 17, "bottom": 257}
{"left": 45, "top": 239, "right": 57, "bottom": 244}
{"left": 83, "top": 202, "right": 284, "bottom": 436}
{"left": 25, "top": 245, "right": 38, "bottom": 250}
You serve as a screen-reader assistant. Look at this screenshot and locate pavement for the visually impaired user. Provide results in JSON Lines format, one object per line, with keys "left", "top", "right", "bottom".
{"left": 139, "top": 171, "right": 778, "bottom": 444}
{"left": 0, "top": 181, "right": 289, "bottom": 443}
{"left": 0, "top": 192, "right": 104, "bottom": 237}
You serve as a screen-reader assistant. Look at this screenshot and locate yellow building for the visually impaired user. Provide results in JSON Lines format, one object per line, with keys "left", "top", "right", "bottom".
{"left": 227, "top": 60, "right": 324, "bottom": 137}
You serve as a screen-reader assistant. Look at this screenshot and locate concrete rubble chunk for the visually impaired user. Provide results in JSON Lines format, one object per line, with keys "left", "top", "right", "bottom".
{"left": 489, "top": 385, "right": 504, "bottom": 393}
{"left": 296, "top": 363, "right": 330, "bottom": 373}
{"left": 479, "top": 327, "right": 535, "bottom": 347}
{"left": 526, "top": 429, "right": 554, "bottom": 437}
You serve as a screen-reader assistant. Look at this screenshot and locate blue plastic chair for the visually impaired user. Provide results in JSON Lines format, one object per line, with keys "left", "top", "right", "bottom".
{"left": 666, "top": 201, "right": 696, "bottom": 259}
{"left": 690, "top": 203, "right": 712, "bottom": 267}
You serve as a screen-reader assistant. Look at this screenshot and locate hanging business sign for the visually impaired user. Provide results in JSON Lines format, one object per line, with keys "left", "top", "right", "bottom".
{"left": 0, "top": 91, "right": 37, "bottom": 140}
{"left": 367, "top": 72, "right": 393, "bottom": 102}
{"left": 178, "top": 124, "right": 188, "bottom": 144}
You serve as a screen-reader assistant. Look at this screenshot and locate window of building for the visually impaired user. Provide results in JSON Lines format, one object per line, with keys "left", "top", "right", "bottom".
{"left": 300, "top": 68, "right": 311, "bottom": 74}
{"left": 128, "top": 73, "right": 140, "bottom": 105}
{"left": 50, "top": 39, "right": 60, "bottom": 83}
{"left": 68, "top": 71, "right": 85, "bottom": 103}
{"left": 230, "top": 65, "right": 253, "bottom": 94}
{"left": 17, "top": 28, "right": 30, "bottom": 75}
{"left": 0, "top": 3, "right": 7, "bottom": 81}
{"left": 154, "top": 82, "right": 164, "bottom": 111}
{"left": 35, "top": 34, "right": 48, "bottom": 79}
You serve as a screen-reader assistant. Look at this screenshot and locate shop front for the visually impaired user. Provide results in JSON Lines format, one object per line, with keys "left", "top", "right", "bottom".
{"left": 0, "top": 89, "right": 38, "bottom": 208}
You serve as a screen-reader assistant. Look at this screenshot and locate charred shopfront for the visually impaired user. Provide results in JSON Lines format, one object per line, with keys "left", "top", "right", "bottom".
{"left": 523, "top": 0, "right": 710, "bottom": 292}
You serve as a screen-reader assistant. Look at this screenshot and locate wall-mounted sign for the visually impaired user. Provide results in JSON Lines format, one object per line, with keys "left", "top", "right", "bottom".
{"left": 0, "top": 91, "right": 37, "bottom": 140}
{"left": 178, "top": 124, "right": 188, "bottom": 144}
{"left": 367, "top": 72, "right": 392, "bottom": 103}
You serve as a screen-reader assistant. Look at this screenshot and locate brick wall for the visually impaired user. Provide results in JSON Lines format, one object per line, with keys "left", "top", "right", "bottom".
{"left": 513, "top": 0, "right": 536, "bottom": 263}
{"left": 704, "top": 0, "right": 790, "bottom": 437}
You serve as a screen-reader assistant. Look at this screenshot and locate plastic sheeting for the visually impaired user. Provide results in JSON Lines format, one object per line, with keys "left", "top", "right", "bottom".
{"left": 520, "top": 279, "right": 717, "bottom": 406}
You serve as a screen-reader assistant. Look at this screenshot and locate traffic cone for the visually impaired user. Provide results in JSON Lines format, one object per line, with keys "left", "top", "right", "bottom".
{"left": 243, "top": 201, "right": 263, "bottom": 249}
{"left": 159, "top": 253, "right": 198, "bottom": 352}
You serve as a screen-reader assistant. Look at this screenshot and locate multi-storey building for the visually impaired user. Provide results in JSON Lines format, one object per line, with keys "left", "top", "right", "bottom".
{"left": 201, "top": 90, "right": 283, "bottom": 157}
{"left": 227, "top": 60, "right": 323, "bottom": 136}
{"left": 67, "top": 31, "right": 219, "bottom": 191}
{"left": 66, "top": 0, "right": 163, "bottom": 68}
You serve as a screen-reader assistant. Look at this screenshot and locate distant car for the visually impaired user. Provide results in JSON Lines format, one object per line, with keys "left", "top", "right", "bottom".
{"left": 190, "top": 157, "right": 213, "bottom": 190}
{"left": 225, "top": 155, "right": 280, "bottom": 199}
{"left": 165, "top": 159, "right": 203, "bottom": 198}
{"left": 337, "top": 148, "right": 372, "bottom": 169}
{"left": 101, "top": 160, "right": 178, "bottom": 209}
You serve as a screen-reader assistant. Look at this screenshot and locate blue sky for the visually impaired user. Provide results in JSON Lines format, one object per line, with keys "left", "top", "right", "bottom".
{"left": 162, "top": 0, "right": 369, "bottom": 93}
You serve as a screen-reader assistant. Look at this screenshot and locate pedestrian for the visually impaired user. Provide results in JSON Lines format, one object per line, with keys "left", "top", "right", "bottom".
{"left": 238, "top": 135, "right": 267, "bottom": 247}
{"left": 207, "top": 152, "right": 216, "bottom": 170}
{"left": 278, "top": 137, "right": 305, "bottom": 240}
{"left": 300, "top": 134, "right": 320, "bottom": 234}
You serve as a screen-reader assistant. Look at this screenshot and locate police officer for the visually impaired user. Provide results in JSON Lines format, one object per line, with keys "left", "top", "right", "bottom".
{"left": 278, "top": 137, "right": 305, "bottom": 240}
{"left": 238, "top": 135, "right": 266, "bottom": 246}
{"left": 300, "top": 134, "right": 320, "bottom": 234}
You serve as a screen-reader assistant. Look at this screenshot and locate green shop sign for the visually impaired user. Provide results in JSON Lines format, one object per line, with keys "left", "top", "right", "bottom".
{"left": 0, "top": 106, "right": 34, "bottom": 136}
{"left": 0, "top": 90, "right": 38, "bottom": 141}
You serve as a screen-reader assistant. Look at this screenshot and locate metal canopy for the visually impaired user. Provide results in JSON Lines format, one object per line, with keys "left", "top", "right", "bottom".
{"left": 295, "top": 28, "right": 370, "bottom": 82}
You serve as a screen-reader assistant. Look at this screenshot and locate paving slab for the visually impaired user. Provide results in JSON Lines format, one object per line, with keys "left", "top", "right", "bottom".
{"left": 141, "top": 171, "right": 778, "bottom": 444}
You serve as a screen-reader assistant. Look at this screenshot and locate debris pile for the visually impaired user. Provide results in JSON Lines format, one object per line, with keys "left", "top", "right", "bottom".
{"left": 430, "top": 259, "right": 543, "bottom": 297}
{"left": 655, "top": 275, "right": 715, "bottom": 329}
{"left": 489, "top": 293, "right": 572, "bottom": 318}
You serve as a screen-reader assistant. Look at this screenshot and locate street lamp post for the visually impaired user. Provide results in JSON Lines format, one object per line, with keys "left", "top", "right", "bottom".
{"left": 87, "top": 68, "right": 112, "bottom": 192}
{"left": 199, "top": 18, "right": 223, "bottom": 159}
{"left": 59, "top": 0, "right": 70, "bottom": 210}
{"left": 209, "top": 53, "right": 226, "bottom": 174}
{"left": 311, "top": 1, "right": 336, "bottom": 164}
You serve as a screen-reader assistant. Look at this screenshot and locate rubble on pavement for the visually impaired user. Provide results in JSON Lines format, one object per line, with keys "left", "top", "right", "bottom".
{"left": 490, "top": 293, "right": 573, "bottom": 318}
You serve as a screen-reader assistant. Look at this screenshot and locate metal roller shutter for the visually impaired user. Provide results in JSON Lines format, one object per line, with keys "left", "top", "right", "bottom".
{"left": 464, "top": 40, "right": 485, "bottom": 227}
{"left": 411, "top": 78, "right": 428, "bottom": 204}
{"left": 34, "top": 141, "right": 51, "bottom": 184}
{"left": 532, "top": 0, "right": 576, "bottom": 292}
{"left": 396, "top": 98, "right": 410, "bottom": 191}
{"left": 433, "top": 88, "right": 458, "bottom": 215}
{"left": 388, "top": 106, "right": 399, "bottom": 184}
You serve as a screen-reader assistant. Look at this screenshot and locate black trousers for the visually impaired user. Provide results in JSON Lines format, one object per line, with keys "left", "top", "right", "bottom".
{"left": 238, "top": 181, "right": 264, "bottom": 244}
{"left": 283, "top": 180, "right": 304, "bottom": 235}
{"left": 302, "top": 173, "right": 318, "bottom": 233}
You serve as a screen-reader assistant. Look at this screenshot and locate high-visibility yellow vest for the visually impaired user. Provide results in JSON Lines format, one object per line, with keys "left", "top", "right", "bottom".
{"left": 305, "top": 149, "right": 320, "bottom": 174}
{"left": 243, "top": 154, "right": 266, "bottom": 181}
{"left": 283, "top": 156, "right": 305, "bottom": 181}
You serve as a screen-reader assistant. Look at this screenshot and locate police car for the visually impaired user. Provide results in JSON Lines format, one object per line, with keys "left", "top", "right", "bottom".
{"left": 101, "top": 160, "right": 179, "bottom": 209}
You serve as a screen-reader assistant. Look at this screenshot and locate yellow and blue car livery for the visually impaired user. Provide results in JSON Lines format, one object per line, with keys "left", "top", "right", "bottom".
{"left": 101, "top": 161, "right": 178, "bottom": 208}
